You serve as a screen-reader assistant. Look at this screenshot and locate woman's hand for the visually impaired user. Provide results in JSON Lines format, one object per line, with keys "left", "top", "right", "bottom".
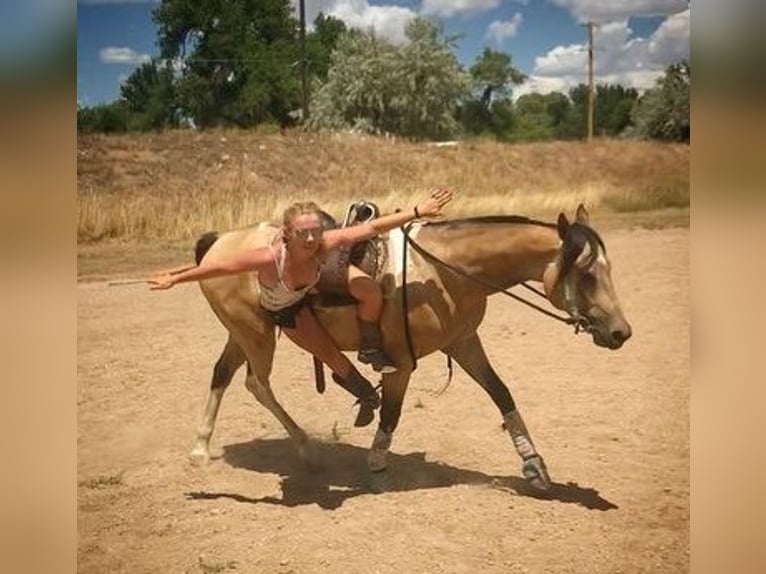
{"left": 414, "top": 188, "right": 453, "bottom": 218}
{"left": 147, "top": 273, "right": 177, "bottom": 290}
{"left": 146, "top": 264, "right": 195, "bottom": 290}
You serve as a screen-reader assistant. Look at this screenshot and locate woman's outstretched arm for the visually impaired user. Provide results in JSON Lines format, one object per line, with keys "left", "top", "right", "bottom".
{"left": 147, "top": 247, "right": 274, "bottom": 290}
{"left": 324, "top": 188, "right": 453, "bottom": 249}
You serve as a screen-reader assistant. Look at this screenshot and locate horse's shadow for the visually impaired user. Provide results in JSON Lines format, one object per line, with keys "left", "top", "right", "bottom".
{"left": 185, "top": 438, "right": 618, "bottom": 512}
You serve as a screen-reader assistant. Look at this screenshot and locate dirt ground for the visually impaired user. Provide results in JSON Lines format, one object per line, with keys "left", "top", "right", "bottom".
{"left": 77, "top": 226, "right": 689, "bottom": 574}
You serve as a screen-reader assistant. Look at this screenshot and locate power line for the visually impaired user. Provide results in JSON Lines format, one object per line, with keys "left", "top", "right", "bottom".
{"left": 584, "top": 21, "right": 595, "bottom": 142}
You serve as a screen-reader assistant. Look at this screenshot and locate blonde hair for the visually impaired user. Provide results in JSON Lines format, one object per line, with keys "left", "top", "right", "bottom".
{"left": 282, "top": 201, "right": 322, "bottom": 229}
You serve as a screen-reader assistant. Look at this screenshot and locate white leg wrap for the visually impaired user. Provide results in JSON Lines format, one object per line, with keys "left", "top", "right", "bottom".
{"left": 503, "top": 410, "right": 537, "bottom": 459}
{"left": 368, "top": 429, "right": 393, "bottom": 472}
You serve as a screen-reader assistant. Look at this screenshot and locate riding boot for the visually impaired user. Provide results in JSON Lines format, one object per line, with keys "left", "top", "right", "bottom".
{"left": 356, "top": 319, "right": 397, "bottom": 373}
{"left": 331, "top": 368, "right": 381, "bottom": 427}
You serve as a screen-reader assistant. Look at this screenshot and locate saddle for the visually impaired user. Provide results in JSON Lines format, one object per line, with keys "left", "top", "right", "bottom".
{"left": 311, "top": 200, "right": 385, "bottom": 394}
{"left": 314, "top": 200, "right": 385, "bottom": 304}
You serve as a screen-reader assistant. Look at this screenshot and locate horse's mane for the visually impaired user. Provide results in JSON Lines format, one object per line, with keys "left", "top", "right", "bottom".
{"left": 424, "top": 215, "right": 556, "bottom": 229}
{"left": 423, "top": 214, "right": 606, "bottom": 278}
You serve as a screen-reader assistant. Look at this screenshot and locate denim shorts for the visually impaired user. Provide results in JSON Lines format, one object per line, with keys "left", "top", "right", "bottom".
{"left": 261, "top": 298, "right": 307, "bottom": 329}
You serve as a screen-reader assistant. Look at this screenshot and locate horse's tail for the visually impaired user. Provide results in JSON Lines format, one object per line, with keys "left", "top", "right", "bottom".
{"left": 194, "top": 231, "right": 219, "bottom": 265}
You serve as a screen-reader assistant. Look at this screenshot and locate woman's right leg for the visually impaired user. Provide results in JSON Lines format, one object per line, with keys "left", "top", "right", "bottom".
{"left": 347, "top": 265, "right": 396, "bottom": 373}
{"left": 283, "top": 306, "right": 380, "bottom": 426}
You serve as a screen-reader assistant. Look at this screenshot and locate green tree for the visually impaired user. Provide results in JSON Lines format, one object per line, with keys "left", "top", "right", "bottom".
{"left": 514, "top": 93, "right": 555, "bottom": 140}
{"left": 554, "top": 84, "right": 586, "bottom": 139}
{"left": 469, "top": 48, "right": 526, "bottom": 111}
{"left": 120, "top": 60, "right": 177, "bottom": 130}
{"left": 308, "top": 30, "right": 398, "bottom": 133}
{"left": 459, "top": 48, "right": 525, "bottom": 138}
{"left": 306, "top": 13, "right": 347, "bottom": 81}
{"left": 153, "top": 0, "right": 299, "bottom": 128}
{"left": 594, "top": 84, "right": 638, "bottom": 135}
{"left": 396, "top": 18, "right": 469, "bottom": 139}
{"left": 632, "top": 60, "right": 690, "bottom": 141}
{"left": 556, "top": 83, "right": 639, "bottom": 139}
{"left": 309, "top": 18, "right": 469, "bottom": 140}
{"left": 77, "top": 101, "right": 131, "bottom": 133}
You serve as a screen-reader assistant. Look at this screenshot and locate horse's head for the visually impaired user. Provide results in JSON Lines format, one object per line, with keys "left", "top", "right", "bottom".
{"left": 543, "top": 204, "right": 632, "bottom": 350}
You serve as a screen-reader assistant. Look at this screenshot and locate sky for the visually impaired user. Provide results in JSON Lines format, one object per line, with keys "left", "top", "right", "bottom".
{"left": 76, "top": 0, "right": 690, "bottom": 106}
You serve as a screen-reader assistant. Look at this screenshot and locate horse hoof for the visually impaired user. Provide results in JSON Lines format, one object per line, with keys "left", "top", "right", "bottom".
{"left": 188, "top": 447, "right": 210, "bottom": 466}
{"left": 368, "top": 469, "right": 388, "bottom": 493}
{"left": 522, "top": 455, "right": 551, "bottom": 491}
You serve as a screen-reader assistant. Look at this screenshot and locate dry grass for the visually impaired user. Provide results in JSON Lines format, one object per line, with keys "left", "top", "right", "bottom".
{"left": 77, "top": 129, "right": 689, "bottom": 243}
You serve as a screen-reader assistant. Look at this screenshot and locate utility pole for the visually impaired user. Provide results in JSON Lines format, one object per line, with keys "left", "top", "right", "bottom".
{"left": 586, "top": 21, "right": 595, "bottom": 142}
{"left": 298, "top": 0, "right": 309, "bottom": 121}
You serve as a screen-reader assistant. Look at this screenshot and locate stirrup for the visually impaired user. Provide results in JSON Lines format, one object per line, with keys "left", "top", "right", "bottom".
{"left": 357, "top": 348, "right": 397, "bottom": 374}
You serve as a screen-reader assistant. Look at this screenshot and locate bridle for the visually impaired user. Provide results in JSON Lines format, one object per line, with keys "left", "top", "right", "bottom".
{"left": 399, "top": 222, "right": 594, "bottom": 371}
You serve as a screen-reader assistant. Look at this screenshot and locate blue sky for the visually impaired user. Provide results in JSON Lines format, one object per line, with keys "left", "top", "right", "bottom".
{"left": 77, "top": 0, "right": 690, "bottom": 106}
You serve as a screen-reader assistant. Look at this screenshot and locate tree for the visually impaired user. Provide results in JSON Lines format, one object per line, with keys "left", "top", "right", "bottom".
{"left": 469, "top": 48, "right": 526, "bottom": 111}
{"left": 306, "top": 13, "right": 347, "bottom": 81}
{"left": 395, "top": 18, "right": 470, "bottom": 139}
{"left": 77, "top": 101, "right": 131, "bottom": 133}
{"left": 514, "top": 93, "right": 555, "bottom": 140}
{"left": 309, "top": 18, "right": 469, "bottom": 140}
{"left": 458, "top": 48, "right": 525, "bottom": 139}
{"left": 594, "top": 84, "right": 638, "bottom": 135}
{"left": 120, "top": 60, "right": 177, "bottom": 130}
{"left": 153, "top": 0, "right": 300, "bottom": 128}
{"left": 632, "top": 60, "right": 690, "bottom": 142}
{"left": 556, "top": 83, "right": 639, "bottom": 139}
{"left": 308, "top": 29, "right": 399, "bottom": 133}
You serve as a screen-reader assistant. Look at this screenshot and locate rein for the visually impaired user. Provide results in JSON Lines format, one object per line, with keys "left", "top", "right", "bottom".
{"left": 399, "top": 223, "right": 581, "bottom": 372}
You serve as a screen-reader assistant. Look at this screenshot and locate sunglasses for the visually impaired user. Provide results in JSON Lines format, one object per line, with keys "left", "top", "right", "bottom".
{"left": 291, "top": 226, "right": 324, "bottom": 241}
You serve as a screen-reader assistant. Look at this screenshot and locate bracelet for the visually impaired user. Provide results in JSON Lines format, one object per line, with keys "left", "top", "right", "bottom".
{"left": 414, "top": 206, "right": 420, "bottom": 218}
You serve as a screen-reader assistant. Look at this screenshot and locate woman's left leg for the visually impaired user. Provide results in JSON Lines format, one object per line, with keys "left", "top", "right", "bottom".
{"left": 282, "top": 305, "right": 380, "bottom": 426}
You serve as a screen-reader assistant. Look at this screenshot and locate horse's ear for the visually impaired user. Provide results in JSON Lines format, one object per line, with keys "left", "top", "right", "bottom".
{"left": 575, "top": 203, "right": 589, "bottom": 225}
{"left": 557, "top": 213, "right": 569, "bottom": 240}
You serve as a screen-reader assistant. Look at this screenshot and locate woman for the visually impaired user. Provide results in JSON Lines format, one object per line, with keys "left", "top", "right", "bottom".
{"left": 148, "top": 188, "right": 453, "bottom": 426}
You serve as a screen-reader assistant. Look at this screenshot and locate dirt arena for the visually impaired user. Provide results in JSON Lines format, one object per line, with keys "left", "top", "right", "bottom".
{"left": 77, "top": 226, "right": 689, "bottom": 574}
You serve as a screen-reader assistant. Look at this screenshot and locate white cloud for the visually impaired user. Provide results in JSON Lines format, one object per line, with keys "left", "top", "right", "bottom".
{"left": 550, "top": 0, "right": 688, "bottom": 24}
{"left": 646, "top": 7, "right": 690, "bottom": 64}
{"left": 302, "top": 1, "right": 417, "bottom": 44}
{"left": 99, "top": 46, "right": 151, "bottom": 65}
{"left": 516, "top": 8, "right": 689, "bottom": 98}
{"left": 421, "top": 0, "right": 501, "bottom": 19}
{"left": 486, "top": 13, "right": 523, "bottom": 44}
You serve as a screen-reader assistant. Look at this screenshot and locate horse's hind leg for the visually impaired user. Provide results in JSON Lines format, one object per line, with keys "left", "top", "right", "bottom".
{"left": 367, "top": 368, "right": 413, "bottom": 479}
{"left": 444, "top": 333, "right": 551, "bottom": 491}
{"left": 189, "top": 335, "right": 246, "bottom": 465}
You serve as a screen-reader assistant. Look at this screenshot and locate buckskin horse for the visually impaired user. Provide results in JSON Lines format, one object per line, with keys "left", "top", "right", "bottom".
{"left": 188, "top": 204, "right": 631, "bottom": 491}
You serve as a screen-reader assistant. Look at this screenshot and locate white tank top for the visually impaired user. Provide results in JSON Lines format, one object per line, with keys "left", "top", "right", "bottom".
{"left": 258, "top": 234, "right": 321, "bottom": 311}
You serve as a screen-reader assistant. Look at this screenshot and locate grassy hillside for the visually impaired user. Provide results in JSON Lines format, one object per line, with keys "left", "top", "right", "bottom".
{"left": 77, "top": 129, "right": 689, "bottom": 244}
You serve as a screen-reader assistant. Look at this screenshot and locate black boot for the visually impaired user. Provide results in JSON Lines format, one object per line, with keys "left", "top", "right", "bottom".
{"left": 357, "top": 319, "right": 397, "bottom": 373}
{"left": 331, "top": 369, "right": 380, "bottom": 427}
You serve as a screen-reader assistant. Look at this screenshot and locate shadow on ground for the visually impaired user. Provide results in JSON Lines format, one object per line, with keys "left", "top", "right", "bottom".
{"left": 185, "top": 438, "right": 618, "bottom": 512}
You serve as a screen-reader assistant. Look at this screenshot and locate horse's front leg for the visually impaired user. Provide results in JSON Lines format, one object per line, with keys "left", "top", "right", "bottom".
{"left": 444, "top": 333, "right": 551, "bottom": 491}
{"left": 367, "top": 368, "right": 412, "bottom": 483}
{"left": 189, "top": 335, "right": 246, "bottom": 465}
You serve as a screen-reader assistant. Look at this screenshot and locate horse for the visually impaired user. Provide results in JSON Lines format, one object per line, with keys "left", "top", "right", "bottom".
{"left": 187, "top": 204, "right": 631, "bottom": 491}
